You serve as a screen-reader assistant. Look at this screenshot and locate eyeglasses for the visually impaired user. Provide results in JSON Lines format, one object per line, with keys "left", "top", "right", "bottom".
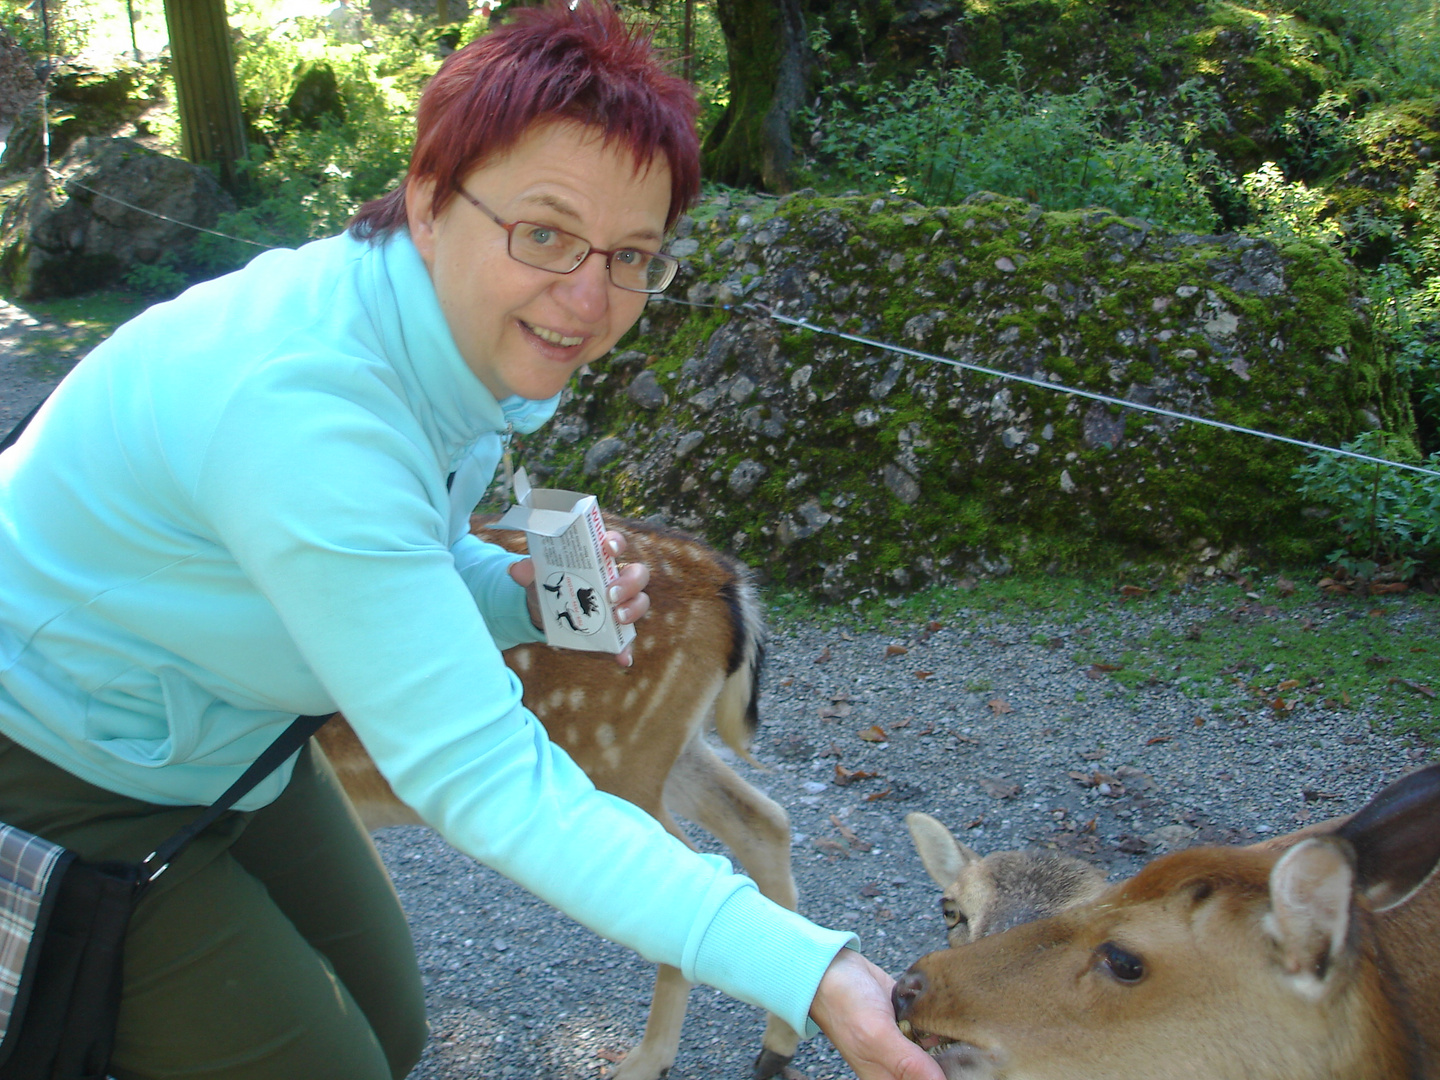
{"left": 456, "top": 189, "right": 680, "bottom": 294}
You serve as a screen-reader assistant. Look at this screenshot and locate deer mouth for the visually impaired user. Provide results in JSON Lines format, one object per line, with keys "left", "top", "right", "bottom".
{"left": 897, "top": 1020, "right": 999, "bottom": 1080}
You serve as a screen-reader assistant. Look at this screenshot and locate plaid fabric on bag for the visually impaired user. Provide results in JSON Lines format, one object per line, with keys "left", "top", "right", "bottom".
{"left": 0, "top": 824, "right": 68, "bottom": 1044}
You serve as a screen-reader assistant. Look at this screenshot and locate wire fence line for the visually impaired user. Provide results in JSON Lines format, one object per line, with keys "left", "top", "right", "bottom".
{"left": 19, "top": 165, "right": 1440, "bottom": 482}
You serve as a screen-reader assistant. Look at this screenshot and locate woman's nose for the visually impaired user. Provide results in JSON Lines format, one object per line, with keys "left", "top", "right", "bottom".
{"left": 554, "top": 250, "right": 611, "bottom": 321}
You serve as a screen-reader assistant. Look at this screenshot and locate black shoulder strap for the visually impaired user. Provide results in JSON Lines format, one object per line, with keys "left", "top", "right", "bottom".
{"left": 138, "top": 713, "right": 335, "bottom": 890}
{"left": 0, "top": 396, "right": 49, "bottom": 454}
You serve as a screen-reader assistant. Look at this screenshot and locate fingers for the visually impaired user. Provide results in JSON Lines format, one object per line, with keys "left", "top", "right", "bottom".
{"left": 811, "top": 951, "right": 947, "bottom": 1080}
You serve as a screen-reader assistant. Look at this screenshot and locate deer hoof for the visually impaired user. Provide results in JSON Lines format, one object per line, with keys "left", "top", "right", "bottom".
{"left": 752, "top": 1048, "right": 793, "bottom": 1079}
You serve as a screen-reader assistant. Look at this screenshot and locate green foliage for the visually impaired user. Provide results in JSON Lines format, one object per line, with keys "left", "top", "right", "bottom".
{"left": 186, "top": 3, "right": 438, "bottom": 271}
{"left": 1284, "top": 0, "right": 1440, "bottom": 96}
{"left": 1295, "top": 430, "right": 1440, "bottom": 576}
{"left": 121, "top": 250, "right": 188, "bottom": 298}
{"left": 1238, "top": 161, "right": 1343, "bottom": 243}
{"left": 807, "top": 58, "right": 1221, "bottom": 232}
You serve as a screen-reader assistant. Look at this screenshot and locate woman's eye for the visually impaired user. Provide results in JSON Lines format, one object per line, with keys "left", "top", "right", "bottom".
{"left": 1096, "top": 941, "right": 1145, "bottom": 983}
{"left": 613, "top": 248, "right": 645, "bottom": 266}
{"left": 523, "top": 225, "right": 557, "bottom": 246}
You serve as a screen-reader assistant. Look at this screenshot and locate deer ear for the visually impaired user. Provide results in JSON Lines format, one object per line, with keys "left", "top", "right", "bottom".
{"left": 1266, "top": 838, "right": 1354, "bottom": 994}
{"left": 906, "top": 812, "right": 982, "bottom": 889}
{"left": 1335, "top": 762, "right": 1440, "bottom": 912}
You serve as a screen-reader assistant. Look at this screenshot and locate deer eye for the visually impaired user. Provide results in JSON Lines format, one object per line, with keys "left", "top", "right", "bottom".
{"left": 1096, "top": 941, "right": 1145, "bottom": 983}
{"left": 941, "top": 899, "right": 968, "bottom": 928}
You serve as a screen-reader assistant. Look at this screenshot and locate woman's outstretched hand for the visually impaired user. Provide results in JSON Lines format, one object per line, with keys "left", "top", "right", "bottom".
{"left": 811, "top": 949, "right": 948, "bottom": 1080}
{"left": 507, "top": 530, "right": 650, "bottom": 667}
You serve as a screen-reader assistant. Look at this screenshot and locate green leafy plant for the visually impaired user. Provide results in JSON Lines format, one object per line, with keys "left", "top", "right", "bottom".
{"left": 806, "top": 55, "right": 1220, "bottom": 232}
{"left": 1295, "top": 430, "right": 1440, "bottom": 578}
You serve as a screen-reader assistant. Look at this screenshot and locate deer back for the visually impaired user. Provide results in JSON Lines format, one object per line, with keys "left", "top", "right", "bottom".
{"left": 318, "top": 516, "right": 763, "bottom": 829}
{"left": 893, "top": 762, "right": 1440, "bottom": 1080}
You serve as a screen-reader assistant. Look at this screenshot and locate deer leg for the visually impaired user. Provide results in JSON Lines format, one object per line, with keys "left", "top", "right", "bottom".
{"left": 663, "top": 735, "right": 800, "bottom": 1080}
{"left": 610, "top": 963, "right": 692, "bottom": 1080}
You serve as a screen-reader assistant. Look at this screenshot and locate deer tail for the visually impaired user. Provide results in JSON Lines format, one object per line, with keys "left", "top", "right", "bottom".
{"left": 712, "top": 568, "right": 766, "bottom": 768}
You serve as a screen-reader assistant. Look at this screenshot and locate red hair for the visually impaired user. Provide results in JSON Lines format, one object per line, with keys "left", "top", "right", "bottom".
{"left": 349, "top": 0, "right": 700, "bottom": 238}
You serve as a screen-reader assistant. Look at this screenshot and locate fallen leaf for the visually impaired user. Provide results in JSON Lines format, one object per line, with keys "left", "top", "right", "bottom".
{"left": 914, "top": 670, "right": 934, "bottom": 680}
{"left": 1371, "top": 582, "right": 1408, "bottom": 594}
{"left": 890, "top": 719, "right": 911, "bottom": 729}
{"left": 859, "top": 883, "right": 883, "bottom": 897}
{"left": 916, "top": 722, "right": 936, "bottom": 736}
{"left": 1270, "top": 698, "right": 1295, "bottom": 712}
{"left": 1389, "top": 677, "right": 1437, "bottom": 699}
{"left": 1081, "top": 750, "right": 1105, "bottom": 761}
{"left": 1276, "top": 679, "right": 1301, "bottom": 692}
{"left": 864, "top": 789, "right": 891, "bottom": 802}
{"left": 952, "top": 731, "right": 980, "bottom": 744}
{"left": 833, "top": 764, "right": 879, "bottom": 786}
{"left": 596, "top": 1048, "right": 627, "bottom": 1064}
{"left": 1341, "top": 689, "right": 1352, "bottom": 707}
{"left": 823, "top": 742, "right": 844, "bottom": 758}
{"left": 812, "top": 838, "right": 848, "bottom": 858}
{"left": 1145, "top": 735, "right": 1172, "bottom": 746}
{"left": 840, "top": 631, "right": 855, "bottom": 641}
{"left": 818, "top": 703, "right": 853, "bottom": 719}
{"left": 963, "top": 815, "right": 984, "bottom": 830}
{"left": 857, "top": 725, "right": 888, "bottom": 742}
{"left": 1046, "top": 636, "right": 1065, "bottom": 650}
{"left": 1275, "top": 576, "right": 1297, "bottom": 597}
{"left": 1086, "top": 663, "right": 1123, "bottom": 680}
{"left": 1193, "top": 716, "right": 1206, "bottom": 727}
{"left": 1364, "top": 655, "right": 1393, "bottom": 670}
{"left": 987, "top": 697, "right": 1014, "bottom": 715}
{"left": 979, "top": 777, "right": 1020, "bottom": 799}
{"left": 1303, "top": 789, "right": 1340, "bottom": 802}
{"left": 928, "top": 621, "right": 944, "bottom": 632}
{"left": 1116, "top": 835, "right": 1150, "bottom": 854}
{"left": 814, "top": 646, "right": 832, "bottom": 664}
{"left": 778, "top": 677, "right": 794, "bottom": 688}
{"left": 885, "top": 644, "right": 909, "bottom": 656}
{"left": 1119, "top": 584, "right": 1150, "bottom": 597}
{"left": 830, "top": 816, "right": 874, "bottom": 851}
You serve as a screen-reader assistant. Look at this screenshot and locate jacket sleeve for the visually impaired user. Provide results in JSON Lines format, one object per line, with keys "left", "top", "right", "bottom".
{"left": 450, "top": 533, "right": 545, "bottom": 651}
{"left": 192, "top": 375, "right": 853, "bottom": 1037}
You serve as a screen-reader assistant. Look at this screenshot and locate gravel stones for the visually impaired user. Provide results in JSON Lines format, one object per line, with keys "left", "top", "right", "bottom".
{"left": 384, "top": 594, "right": 1426, "bottom": 1080}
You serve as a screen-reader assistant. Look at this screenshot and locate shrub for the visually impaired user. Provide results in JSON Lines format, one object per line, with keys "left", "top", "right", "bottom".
{"left": 806, "top": 56, "right": 1221, "bottom": 232}
{"left": 1295, "top": 429, "right": 1440, "bottom": 577}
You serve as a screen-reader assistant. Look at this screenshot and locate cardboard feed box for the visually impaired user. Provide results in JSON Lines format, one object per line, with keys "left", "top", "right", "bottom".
{"left": 493, "top": 469, "right": 636, "bottom": 654}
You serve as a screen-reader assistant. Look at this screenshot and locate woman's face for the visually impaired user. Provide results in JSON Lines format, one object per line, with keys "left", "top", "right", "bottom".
{"left": 407, "top": 121, "right": 672, "bottom": 402}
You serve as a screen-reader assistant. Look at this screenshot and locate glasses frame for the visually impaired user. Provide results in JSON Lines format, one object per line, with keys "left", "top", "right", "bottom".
{"left": 455, "top": 188, "right": 679, "bottom": 294}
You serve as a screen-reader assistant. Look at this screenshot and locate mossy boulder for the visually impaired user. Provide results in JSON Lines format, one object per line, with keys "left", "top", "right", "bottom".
{"left": 509, "top": 190, "right": 1410, "bottom": 601}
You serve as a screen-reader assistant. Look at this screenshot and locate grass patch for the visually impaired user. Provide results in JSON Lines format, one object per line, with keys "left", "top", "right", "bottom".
{"left": 764, "top": 571, "right": 1440, "bottom": 740}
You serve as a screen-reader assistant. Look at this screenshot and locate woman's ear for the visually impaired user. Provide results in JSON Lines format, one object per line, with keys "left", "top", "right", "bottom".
{"left": 405, "top": 177, "right": 438, "bottom": 267}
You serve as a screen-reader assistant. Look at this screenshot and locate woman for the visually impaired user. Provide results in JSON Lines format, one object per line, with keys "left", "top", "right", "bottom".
{"left": 0, "top": 5, "right": 944, "bottom": 1080}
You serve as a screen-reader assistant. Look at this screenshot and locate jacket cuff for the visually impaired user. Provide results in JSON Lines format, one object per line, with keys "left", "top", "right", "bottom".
{"left": 683, "top": 884, "right": 859, "bottom": 1039}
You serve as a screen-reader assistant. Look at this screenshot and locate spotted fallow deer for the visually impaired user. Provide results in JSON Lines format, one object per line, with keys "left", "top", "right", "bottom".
{"left": 892, "top": 762, "right": 1440, "bottom": 1080}
{"left": 315, "top": 516, "right": 798, "bottom": 1080}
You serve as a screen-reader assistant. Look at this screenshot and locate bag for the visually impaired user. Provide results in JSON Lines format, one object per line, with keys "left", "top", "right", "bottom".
{"left": 0, "top": 714, "right": 330, "bottom": 1080}
{"left": 0, "top": 831, "right": 136, "bottom": 1080}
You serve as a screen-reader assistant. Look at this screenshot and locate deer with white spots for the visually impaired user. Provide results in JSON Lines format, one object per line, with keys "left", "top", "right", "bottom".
{"left": 316, "top": 516, "right": 797, "bottom": 1080}
{"left": 892, "top": 762, "right": 1440, "bottom": 1080}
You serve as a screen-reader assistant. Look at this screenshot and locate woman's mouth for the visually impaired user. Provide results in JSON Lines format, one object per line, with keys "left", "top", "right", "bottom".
{"left": 523, "top": 321, "right": 584, "bottom": 347}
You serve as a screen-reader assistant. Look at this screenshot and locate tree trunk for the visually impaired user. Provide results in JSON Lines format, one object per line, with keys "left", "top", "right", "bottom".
{"left": 703, "top": 0, "right": 807, "bottom": 191}
{"left": 164, "top": 0, "right": 247, "bottom": 190}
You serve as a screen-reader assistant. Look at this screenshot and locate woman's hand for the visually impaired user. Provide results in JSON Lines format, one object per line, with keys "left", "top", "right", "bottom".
{"left": 507, "top": 531, "right": 650, "bottom": 668}
{"left": 810, "top": 950, "right": 947, "bottom": 1080}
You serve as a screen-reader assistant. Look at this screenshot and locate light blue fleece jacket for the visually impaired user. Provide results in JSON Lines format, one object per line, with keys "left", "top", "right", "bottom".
{"left": 0, "top": 230, "right": 854, "bottom": 1037}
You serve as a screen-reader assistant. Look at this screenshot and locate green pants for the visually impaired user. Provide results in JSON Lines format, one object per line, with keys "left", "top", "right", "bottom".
{"left": 0, "top": 733, "right": 428, "bottom": 1080}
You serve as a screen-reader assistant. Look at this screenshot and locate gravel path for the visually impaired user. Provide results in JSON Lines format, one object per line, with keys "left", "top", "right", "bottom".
{"left": 1, "top": 298, "right": 1431, "bottom": 1080}
{"left": 386, "top": 599, "right": 1429, "bottom": 1080}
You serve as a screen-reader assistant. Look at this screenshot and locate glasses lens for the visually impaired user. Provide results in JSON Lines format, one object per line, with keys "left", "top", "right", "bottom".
{"left": 510, "top": 222, "right": 589, "bottom": 272}
{"left": 610, "top": 250, "right": 678, "bottom": 293}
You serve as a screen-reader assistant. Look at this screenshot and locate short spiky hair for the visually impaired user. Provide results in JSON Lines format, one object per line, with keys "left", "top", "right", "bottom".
{"left": 349, "top": 0, "right": 700, "bottom": 239}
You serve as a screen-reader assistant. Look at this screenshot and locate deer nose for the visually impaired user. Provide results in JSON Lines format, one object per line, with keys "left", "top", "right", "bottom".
{"left": 892, "top": 969, "right": 928, "bottom": 1021}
